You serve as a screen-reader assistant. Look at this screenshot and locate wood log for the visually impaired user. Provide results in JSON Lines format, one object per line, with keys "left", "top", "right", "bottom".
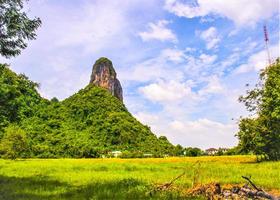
{"left": 241, "top": 176, "right": 279, "bottom": 200}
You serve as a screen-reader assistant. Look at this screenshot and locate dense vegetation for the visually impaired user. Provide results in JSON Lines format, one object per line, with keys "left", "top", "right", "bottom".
{"left": 0, "top": 64, "right": 175, "bottom": 158}
{"left": 237, "top": 59, "right": 280, "bottom": 160}
{"left": 0, "top": 64, "right": 42, "bottom": 134}
{"left": 0, "top": 156, "right": 279, "bottom": 200}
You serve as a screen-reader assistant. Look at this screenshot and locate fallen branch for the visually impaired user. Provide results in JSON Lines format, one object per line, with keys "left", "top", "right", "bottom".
{"left": 241, "top": 176, "right": 278, "bottom": 200}
{"left": 148, "top": 171, "right": 185, "bottom": 196}
{"left": 155, "top": 171, "right": 185, "bottom": 191}
{"left": 242, "top": 176, "right": 262, "bottom": 191}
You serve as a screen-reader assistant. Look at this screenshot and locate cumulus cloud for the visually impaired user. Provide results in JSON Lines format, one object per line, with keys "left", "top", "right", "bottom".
{"left": 199, "top": 27, "right": 220, "bottom": 50}
{"left": 139, "top": 75, "right": 224, "bottom": 107}
{"left": 139, "top": 20, "right": 177, "bottom": 42}
{"left": 119, "top": 48, "right": 186, "bottom": 82}
{"left": 199, "top": 53, "right": 217, "bottom": 64}
{"left": 47, "top": 1, "right": 131, "bottom": 54}
{"left": 184, "top": 53, "right": 218, "bottom": 77}
{"left": 139, "top": 80, "right": 198, "bottom": 103}
{"left": 168, "top": 119, "right": 237, "bottom": 149}
{"left": 198, "top": 75, "right": 224, "bottom": 96}
{"left": 135, "top": 111, "right": 238, "bottom": 149}
{"left": 164, "top": 0, "right": 279, "bottom": 26}
{"left": 160, "top": 48, "right": 186, "bottom": 63}
{"left": 234, "top": 43, "right": 280, "bottom": 74}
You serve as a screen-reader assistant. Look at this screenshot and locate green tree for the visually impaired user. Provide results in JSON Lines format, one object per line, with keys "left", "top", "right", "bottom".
{"left": 174, "top": 144, "right": 184, "bottom": 156}
{"left": 184, "top": 147, "right": 203, "bottom": 157}
{"left": 0, "top": 64, "right": 42, "bottom": 134}
{"left": 0, "top": 0, "right": 41, "bottom": 58}
{"left": 0, "top": 125, "right": 28, "bottom": 159}
{"left": 237, "top": 59, "right": 280, "bottom": 160}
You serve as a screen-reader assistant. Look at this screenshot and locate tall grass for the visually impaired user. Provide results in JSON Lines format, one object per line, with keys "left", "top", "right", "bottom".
{"left": 0, "top": 156, "right": 279, "bottom": 199}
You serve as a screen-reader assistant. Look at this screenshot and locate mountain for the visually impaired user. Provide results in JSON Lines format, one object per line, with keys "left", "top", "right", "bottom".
{"left": 89, "top": 57, "right": 123, "bottom": 101}
{"left": 0, "top": 60, "right": 175, "bottom": 158}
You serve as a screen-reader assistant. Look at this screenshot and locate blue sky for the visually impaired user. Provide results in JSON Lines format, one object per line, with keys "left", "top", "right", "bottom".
{"left": 1, "top": 0, "right": 279, "bottom": 149}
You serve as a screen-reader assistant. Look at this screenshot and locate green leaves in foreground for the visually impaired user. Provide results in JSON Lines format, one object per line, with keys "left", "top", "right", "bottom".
{"left": 237, "top": 58, "right": 280, "bottom": 160}
{"left": 0, "top": 0, "right": 41, "bottom": 58}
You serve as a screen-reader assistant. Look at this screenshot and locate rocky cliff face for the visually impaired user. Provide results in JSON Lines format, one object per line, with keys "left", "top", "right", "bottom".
{"left": 89, "top": 57, "right": 123, "bottom": 101}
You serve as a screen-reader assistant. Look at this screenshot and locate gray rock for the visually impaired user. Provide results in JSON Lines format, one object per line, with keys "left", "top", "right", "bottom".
{"left": 89, "top": 57, "right": 123, "bottom": 102}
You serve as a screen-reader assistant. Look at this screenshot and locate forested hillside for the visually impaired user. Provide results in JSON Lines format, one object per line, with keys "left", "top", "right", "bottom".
{"left": 0, "top": 64, "right": 175, "bottom": 158}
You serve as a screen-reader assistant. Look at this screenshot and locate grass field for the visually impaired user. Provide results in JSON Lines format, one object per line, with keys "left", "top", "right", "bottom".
{"left": 0, "top": 156, "right": 279, "bottom": 200}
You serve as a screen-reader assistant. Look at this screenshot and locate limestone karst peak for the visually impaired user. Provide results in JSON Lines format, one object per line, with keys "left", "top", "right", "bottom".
{"left": 89, "top": 57, "right": 123, "bottom": 101}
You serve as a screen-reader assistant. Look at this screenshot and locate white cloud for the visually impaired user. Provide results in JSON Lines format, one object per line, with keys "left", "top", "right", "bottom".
{"left": 51, "top": 1, "right": 131, "bottom": 54}
{"left": 185, "top": 47, "right": 196, "bottom": 52}
{"left": 134, "top": 112, "right": 160, "bottom": 125}
{"left": 120, "top": 50, "right": 219, "bottom": 85}
{"left": 234, "top": 43, "right": 279, "bottom": 74}
{"left": 199, "top": 75, "right": 224, "bottom": 96}
{"left": 139, "top": 80, "right": 198, "bottom": 103}
{"left": 139, "top": 20, "right": 177, "bottom": 42}
{"left": 199, "top": 53, "right": 217, "bottom": 64}
{"left": 119, "top": 48, "right": 186, "bottom": 82}
{"left": 139, "top": 75, "right": 224, "bottom": 105}
{"left": 168, "top": 119, "right": 237, "bottom": 149}
{"left": 199, "top": 27, "right": 220, "bottom": 50}
{"left": 164, "top": 0, "right": 279, "bottom": 26}
{"left": 160, "top": 48, "right": 186, "bottom": 63}
{"left": 135, "top": 111, "right": 238, "bottom": 149}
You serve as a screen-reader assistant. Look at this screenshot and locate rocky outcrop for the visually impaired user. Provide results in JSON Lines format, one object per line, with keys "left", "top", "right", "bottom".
{"left": 89, "top": 57, "right": 123, "bottom": 101}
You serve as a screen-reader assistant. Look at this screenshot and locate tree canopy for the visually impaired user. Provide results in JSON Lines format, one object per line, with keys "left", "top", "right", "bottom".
{"left": 0, "top": 0, "right": 41, "bottom": 58}
{"left": 237, "top": 59, "right": 280, "bottom": 160}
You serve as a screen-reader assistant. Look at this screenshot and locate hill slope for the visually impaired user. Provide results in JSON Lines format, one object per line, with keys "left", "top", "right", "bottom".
{"left": 0, "top": 64, "right": 175, "bottom": 158}
{"left": 0, "top": 64, "right": 43, "bottom": 135}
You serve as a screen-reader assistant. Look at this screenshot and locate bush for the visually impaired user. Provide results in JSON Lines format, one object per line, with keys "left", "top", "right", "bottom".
{"left": 0, "top": 125, "right": 29, "bottom": 159}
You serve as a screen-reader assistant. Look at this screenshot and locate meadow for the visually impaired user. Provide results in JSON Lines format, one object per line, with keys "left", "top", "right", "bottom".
{"left": 0, "top": 156, "right": 279, "bottom": 200}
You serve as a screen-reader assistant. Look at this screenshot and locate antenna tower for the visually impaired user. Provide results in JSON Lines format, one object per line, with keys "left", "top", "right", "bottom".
{"left": 263, "top": 25, "right": 272, "bottom": 65}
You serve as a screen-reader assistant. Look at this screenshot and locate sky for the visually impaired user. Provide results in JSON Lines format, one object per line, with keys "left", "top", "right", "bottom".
{"left": 1, "top": 0, "right": 279, "bottom": 149}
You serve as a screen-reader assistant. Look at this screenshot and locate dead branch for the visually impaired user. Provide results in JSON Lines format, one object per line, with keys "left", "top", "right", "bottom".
{"left": 155, "top": 171, "right": 186, "bottom": 191}
{"left": 241, "top": 176, "right": 278, "bottom": 200}
{"left": 148, "top": 171, "right": 186, "bottom": 196}
{"left": 242, "top": 176, "right": 262, "bottom": 191}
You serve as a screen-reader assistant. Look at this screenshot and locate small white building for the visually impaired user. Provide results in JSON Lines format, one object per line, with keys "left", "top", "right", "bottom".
{"left": 110, "top": 151, "right": 122, "bottom": 157}
{"left": 205, "top": 148, "right": 218, "bottom": 155}
{"left": 143, "top": 153, "right": 153, "bottom": 157}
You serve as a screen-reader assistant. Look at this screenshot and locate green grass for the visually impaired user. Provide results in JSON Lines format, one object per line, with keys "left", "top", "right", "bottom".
{"left": 0, "top": 156, "right": 279, "bottom": 200}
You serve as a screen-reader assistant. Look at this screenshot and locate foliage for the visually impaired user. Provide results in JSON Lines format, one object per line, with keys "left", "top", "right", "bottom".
{"left": 0, "top": 124, "right": 28, "bottom": 159}
{"left": 237, "top": 59, "right": 280, "bottom": 160}
{"left": 174, "top": 144, "right": 184, "bottom": 156}
{"left": 0, "top": 0, "right": 41, "bottom": 58}
{"left": 94, "top": 57, "right": 113, "bottom": 66}
{"left": 184, "top": 147, "right": 204, "bottom": 157}
{"left": 224, "top": 146, "right": 242, "bottom": 155}
{"left": 0, "top": 64, "right": 175, "bottom": 158}
{"left": 0, "top": 64, "right": 42, "bottom": 135}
